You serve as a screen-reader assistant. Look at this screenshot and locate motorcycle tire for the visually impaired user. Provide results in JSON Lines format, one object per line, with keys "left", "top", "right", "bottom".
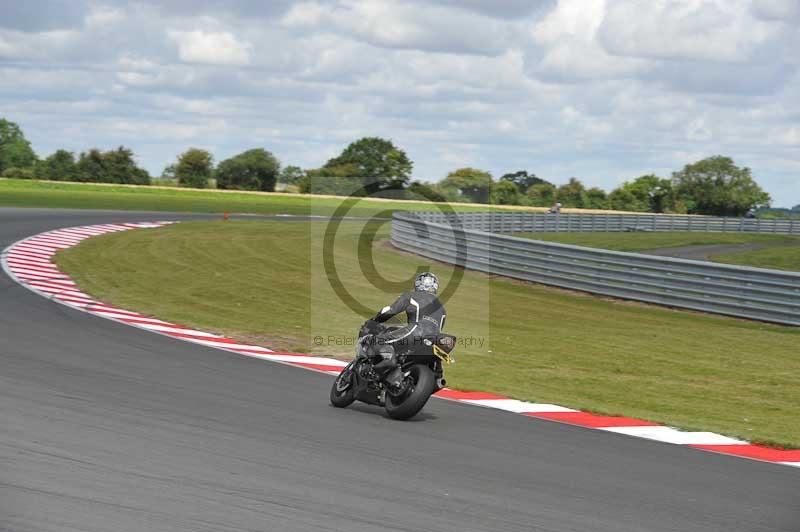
{"left": 330, "top": 363, "right": 356, "bottom": 408}
{"left": 384, "top": 364, "right": 436, "bottom": 420}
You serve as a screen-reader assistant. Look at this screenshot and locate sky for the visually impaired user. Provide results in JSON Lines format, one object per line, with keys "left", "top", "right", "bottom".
{"left": 0, "top": 0, "right": 798, "bottom": 206}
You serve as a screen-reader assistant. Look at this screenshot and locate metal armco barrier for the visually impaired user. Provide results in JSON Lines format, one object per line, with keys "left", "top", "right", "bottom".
{"left": 391, "top": 212, "right": 800, "bottom": 326}
{"left": 403, "top": 211, "right": 800, "bottom": 235}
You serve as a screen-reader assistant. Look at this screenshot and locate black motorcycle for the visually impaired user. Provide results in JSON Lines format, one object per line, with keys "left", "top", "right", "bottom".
{"left": 329, "top": 320, "right": 456, "bottom": 420}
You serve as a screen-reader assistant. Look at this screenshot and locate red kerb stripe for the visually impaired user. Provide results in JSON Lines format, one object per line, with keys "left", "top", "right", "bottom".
{"left": 434, "top": 389, "right": 508, "bottom": 400}
{"left": 525, "top": 411, "right": 662, "bottom": 427}
{"left": 690, "top": 444, "right": 800, "bottom": 462}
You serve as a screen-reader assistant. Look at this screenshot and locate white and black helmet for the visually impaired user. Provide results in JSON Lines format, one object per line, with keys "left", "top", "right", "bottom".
{"left": 414, "top": 272, "right": 439, "bottom": 294}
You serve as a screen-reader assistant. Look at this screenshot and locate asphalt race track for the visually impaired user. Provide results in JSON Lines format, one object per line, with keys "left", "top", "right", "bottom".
{"left": 1, "top": 207, "right": 798, "bottom": 532}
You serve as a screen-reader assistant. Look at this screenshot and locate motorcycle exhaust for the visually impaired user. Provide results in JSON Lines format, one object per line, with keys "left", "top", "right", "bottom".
{"left": 436, "top": 378, "right": 446, "bottom": 389}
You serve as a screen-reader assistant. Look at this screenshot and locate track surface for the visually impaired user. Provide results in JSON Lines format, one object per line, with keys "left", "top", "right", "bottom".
{"left": 1, "top": 208, "right": 798, "bottom": 532}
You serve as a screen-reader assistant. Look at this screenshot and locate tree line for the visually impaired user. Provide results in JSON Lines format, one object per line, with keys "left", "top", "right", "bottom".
{"left": 0, "top": 117, "right": 776, "bottom": 217}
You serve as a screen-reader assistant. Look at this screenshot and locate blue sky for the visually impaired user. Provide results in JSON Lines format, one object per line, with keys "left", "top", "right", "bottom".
{"left": 1, "top": 0, "right": 798, "bottom": 206}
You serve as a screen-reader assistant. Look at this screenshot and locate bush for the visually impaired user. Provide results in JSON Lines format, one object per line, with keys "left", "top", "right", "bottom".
{"left": 216, "top": 148, "right": 280, "bottom": 191}
{"left": 2, "top": 167, "right": 34, "bottom": 179}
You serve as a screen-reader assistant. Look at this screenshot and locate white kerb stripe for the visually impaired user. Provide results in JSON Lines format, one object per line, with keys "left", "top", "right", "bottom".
{"left": 131, "top": 322, "right": 225, "bottom": 338}
{"left": 602, "top": 426, "right": 747, "bottom": 445}
{"left": 182, "top": 338, "right": 274, "bottom": 352}
{"left": 779, "top": 462, "right": 800, "bottom": 468}
{"left": 257, "top": 353, "right": 348, "bottom": 366}
{"left": 462, "top": 399, "right": 578, "bottom": 414}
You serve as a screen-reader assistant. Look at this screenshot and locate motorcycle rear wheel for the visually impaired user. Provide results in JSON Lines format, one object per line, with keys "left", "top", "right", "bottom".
{"left": 384, "top": 364, "right": 436, "bottom": 420}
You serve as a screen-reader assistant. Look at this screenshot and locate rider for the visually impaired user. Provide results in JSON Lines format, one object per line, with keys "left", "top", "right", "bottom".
{"left": 367, "top": 272, "right": 446, "bottom": 387}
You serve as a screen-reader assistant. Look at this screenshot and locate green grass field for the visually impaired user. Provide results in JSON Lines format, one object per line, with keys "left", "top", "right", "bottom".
{"left": 55, "top": 220, "right": 800, "bottom": 448}
{"left": 714, "top": 246, "right": 800, "bottom": 271}
{"left": 516, "top": 231, "right": 800, "bottom": 271}
{"left": 0, "top": 178, "right": 525, "bottom": 217}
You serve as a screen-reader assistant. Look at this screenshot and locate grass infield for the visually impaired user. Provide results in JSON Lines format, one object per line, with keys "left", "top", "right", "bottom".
{"left": 56, "top": 220, "right": 800, "bottom": 448}
{"left": 515, "top": 231, "right": 800, "bottom": 271}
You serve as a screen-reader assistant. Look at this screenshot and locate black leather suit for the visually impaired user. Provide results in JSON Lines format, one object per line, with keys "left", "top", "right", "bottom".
{"left": 369, "top": 290, "right": 446, "bottom": 382}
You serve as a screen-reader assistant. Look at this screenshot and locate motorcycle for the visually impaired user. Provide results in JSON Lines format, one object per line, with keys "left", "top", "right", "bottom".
{"left": 329, "top": 320, "right": 456, "bottom": 420}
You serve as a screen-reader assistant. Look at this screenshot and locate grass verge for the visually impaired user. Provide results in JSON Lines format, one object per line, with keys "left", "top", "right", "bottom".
{"left": 0, "top": 178, "right": 524, "bottom": 217}
{"left": 56, "top": 221, "right": 800, "bottom": 448}
{"left": 713, "top": 246, "right": 800, "bottom": 272}
{"left": 516, "top": 231, "right": 800, "bottom": 271}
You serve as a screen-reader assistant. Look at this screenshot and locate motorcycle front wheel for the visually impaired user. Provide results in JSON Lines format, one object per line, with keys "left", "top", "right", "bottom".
{"left": 384, "top": 364, "right": 436, "bottom": 420}
{"left": 330, "top": 362, "right": 357, "bottom": 408}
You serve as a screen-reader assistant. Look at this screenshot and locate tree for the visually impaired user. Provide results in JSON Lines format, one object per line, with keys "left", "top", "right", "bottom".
{"left": 103, "top": 146, "right": 150, "bottom": 185}
{"left": 584, "top": 187, "right": 608, "bottom": 210}
{"left": 319, "top": 137, "right": 412, "bottom": 194}
{"left": 612, "top": 174, "right": 674, "bottom": 213}
{"left": 406, "top": 181, "right": 448, "bottom": 202}
{"left": 34, "top": 149, "right": 78, "bottom": 181}
{"left": 74, "top": 146, "right": 150, "bottom": 185}
{"left": 216, "top": 148, "right": 280, "bottom": 192}
{"left": 440, "top": 168, "right": 493, "bottom": 203}
{"left": 490, "top": 180, "right": 520, "bottom": 205}
{"left": 75, "top": 149, "right": 106, "bottom": 183}
{"left": 279, "top": 165, "right": 305, "bottom": 185}
{"left": 556, "top": 177, "right": 586, "bottom": 208}
{"left": 160, "top": 164, "right": 176, "bottom": 180}
{"left": 301, "top": 163, "right": 362, "bottom": 195}
{"left": 0, "top": 118, "right": 37, "bottom": 173}
{"left": 607, "top": 188, "right": 640, "bottom": 211}
{"left": 526, "top": 183, "right": 556, "bottom": 207}
{"left": 175, "top": 148, "right": 214, "bottom": 189}
{"left": 499, "top": 170, "right": 549, "bottom": 194}
{"left": 672, "top": 156, "right": 771, "bottom": 216}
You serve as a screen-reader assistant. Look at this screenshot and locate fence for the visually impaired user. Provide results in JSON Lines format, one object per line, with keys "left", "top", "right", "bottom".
{"left": 391, "top": 212, "right": 800, "bottom": 326}
{"left": 405, "top": 211, "right": 800, "bottom": 235}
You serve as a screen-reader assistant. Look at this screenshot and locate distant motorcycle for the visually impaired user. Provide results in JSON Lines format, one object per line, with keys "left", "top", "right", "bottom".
{"left": 329, "top": 320, "right": 456, "bottom": 420}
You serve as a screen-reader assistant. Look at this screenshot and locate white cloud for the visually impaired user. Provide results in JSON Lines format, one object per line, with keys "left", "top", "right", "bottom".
{"left": 85, "top": 5, "right": 125, "bottom": 29}
{"left": 598, "top": 0, "right": 776, "bottom": 63}
{"left": 282, "top": 0, "right": 519, "bottom": 55}
{"left": 778, "top": 126, "right": 800, "bottom": 145}
{"left": 750, "top": 0, "right": 800, "bottom": 20}
{"left": 684, "top": 117, "right": 712, "bottom": 141}
{"left": 0, "top": 29, "right": 80, "bottom": 60}
{"left": 528, "top": 0, "right": 646, "bottom": 80}
{"left": 167, "top": 29, "right": 253, "bottom": 66}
